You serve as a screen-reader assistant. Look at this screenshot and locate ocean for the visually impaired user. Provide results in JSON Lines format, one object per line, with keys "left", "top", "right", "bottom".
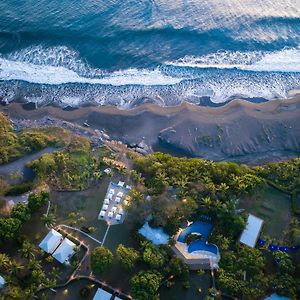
{"left": 0, "top": 0, "right": 300, "bottom": 108}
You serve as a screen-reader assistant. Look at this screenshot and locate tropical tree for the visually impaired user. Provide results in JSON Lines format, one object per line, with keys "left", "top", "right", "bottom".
{"left": 0, "top": 253, "right": 11, "bottom": 271}
{"left": 20, "top": 240, "right": 36, "bottom": 260}
{"left": 130, "top": 271, "right": 163, "bottom": 300}
{"left": 41, "top": 213, "right": 56, "bottom": 228}
{"left": 91, "top": 246, "right": 113, "bottom": 273}
{"left": 116, "top": 244, "right": 140, "bottom": 270}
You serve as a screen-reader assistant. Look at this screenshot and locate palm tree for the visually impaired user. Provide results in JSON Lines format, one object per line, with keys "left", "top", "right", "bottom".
{"left": 201, "top": 197, "right": 212, "bottom": 207}
{"left": 41, "top": 213, "right": 56, "bottom": 228}
{"left": 20, "top": 240, "right": 35, "bottom": 260}
{"left": 155, "top": 171, "right": 169, "bottom": 185}
{"left": 0, "top": 253, "right": 11, "bottom": 271}
{"left": 9, "top": 262, "right": 24, "bottom": 277}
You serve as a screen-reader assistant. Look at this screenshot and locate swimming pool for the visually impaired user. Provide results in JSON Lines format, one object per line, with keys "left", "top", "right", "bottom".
{"left": 177, "top": 221, "right": 212, "bottom": 243}
{"left": 188, "top": 240, "right": 218, "bottom": 255}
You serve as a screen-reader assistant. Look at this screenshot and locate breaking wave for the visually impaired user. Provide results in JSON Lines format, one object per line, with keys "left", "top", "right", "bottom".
{"left": 0, "top": 45, "right": 300, "bottom": 108}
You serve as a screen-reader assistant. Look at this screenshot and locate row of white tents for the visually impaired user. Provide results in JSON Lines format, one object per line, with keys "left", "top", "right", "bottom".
{"left": 39, "top": 229, "right": 76, "bottom": 264}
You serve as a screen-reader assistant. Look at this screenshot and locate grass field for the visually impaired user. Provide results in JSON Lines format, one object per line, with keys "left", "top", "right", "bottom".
{"left": 239, "top": 185, "right": 291, "bottom": 240}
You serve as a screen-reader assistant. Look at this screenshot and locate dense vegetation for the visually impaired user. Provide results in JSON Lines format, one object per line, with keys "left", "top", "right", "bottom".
{"left": 27, "top": 134, "right": 103, "bottom": 190}
{"left": 0, "top": 191, "right": 55, "bottom": 299}
{"left": 0, "top": 113, "right": 299, "bottom": 299}
{"left": 0, "top": 112, "right": 67, "bottom": 165}
{"left": 126, "top": 153, "right": 300, "bottom": 299}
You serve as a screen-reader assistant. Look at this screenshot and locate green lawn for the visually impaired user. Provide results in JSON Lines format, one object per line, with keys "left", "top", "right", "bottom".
{"left": 239, "top": 185, "right": 291, "bottom": 240}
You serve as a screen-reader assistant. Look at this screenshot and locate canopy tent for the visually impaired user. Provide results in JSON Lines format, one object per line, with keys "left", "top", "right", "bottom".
{"left": 92, "top": 288, "right": 112, "bottom": 300}
{"left": 240, "top": 214, "right": 263, "bottom": 248}
{"left": 53, "top": 238, "right": 76, "bottom": 264}
{"left": 39, "top": 229, "right": 63, "bottom": 254}
{"left": 0, "top": 275, "right": 5, "bottom": 289}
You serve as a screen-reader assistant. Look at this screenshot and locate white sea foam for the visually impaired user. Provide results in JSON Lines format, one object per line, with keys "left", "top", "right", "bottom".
{"left": 0, "top": 57, "right": 183, "bottom": 86}
{"left": 0, "top": 45, "right": 300, "bottom": 107}
{"left": 167, "top": 48, "right": 300, "bottom": 73}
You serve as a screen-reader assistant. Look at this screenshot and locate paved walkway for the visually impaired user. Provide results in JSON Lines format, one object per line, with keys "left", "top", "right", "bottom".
{"left": 101, "top": 224, "right": 111, "bottom": 246}
{"left": 57, "top": 224, "right": 102, "bottom": 245}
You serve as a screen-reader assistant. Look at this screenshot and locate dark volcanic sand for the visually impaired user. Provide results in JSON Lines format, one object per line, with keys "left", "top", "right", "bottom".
{"left": 1, "top": 97, "right": 300, "bottom": 164}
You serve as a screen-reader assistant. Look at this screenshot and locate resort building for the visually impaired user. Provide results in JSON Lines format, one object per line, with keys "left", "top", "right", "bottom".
{"left": 39, "top": 229, "right": 63, "bottom": 254}
{"left": 92, "top": 287, "right": 113, "bottom": 300}
{"left": 240, "top": 214, "right": 264, "bottom": 248}
{"left": 52, "top": 238, "right": 76, "bottom": 264}
{"left": 0, "top": 275, "right": 5, "bottom": 289}
{"left": 173, "top": 221, "right": 220, "bottom": 270}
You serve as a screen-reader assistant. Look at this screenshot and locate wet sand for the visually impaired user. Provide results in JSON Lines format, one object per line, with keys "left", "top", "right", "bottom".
{"left": 1, "top": 96, "right": 300, "bottom": 163}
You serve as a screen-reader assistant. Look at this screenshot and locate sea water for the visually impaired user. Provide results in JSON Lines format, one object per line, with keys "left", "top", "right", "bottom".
{"left": 0, "top": 0, "right": 300, "bottom": 108}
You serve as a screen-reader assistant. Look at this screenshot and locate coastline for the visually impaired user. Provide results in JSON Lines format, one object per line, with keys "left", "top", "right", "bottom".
{"left": 1, "top": 96, "right": 300, "bottom": 164}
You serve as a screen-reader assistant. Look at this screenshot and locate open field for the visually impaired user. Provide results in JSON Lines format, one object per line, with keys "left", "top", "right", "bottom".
{"left": 239, "top": 185, "right": 291, "bottom": 240}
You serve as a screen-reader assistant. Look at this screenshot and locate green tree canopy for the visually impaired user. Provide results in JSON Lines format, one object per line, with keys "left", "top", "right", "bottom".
{"left": 130, "top": 271, "right": 162, "bottom": 300}
{"left": 116, "top": 244, "right": 140, "bottom": 270}
{"left": 91, "top": 246, "right": 113, "bottom": 273}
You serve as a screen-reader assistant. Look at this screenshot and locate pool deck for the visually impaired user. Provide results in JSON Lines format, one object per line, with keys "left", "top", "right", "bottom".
{"left": 173, "top": 222, "right": 220, "bottom": 270}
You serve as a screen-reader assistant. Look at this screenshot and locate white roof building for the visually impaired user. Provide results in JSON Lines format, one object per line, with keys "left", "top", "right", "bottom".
{"left": 0, "top": 275, "right": 5, "bottom": 289}
{"left": 39, "top": 229, "right": 63, "bottom": 254}
{"left": 240, "top": 214, "right": 264, "bottom": 248}
{"left": 118, "top": 181, "right": 125, "bottom": 187}
{"left": 93, "top": 288, "right": 112, "bottom": 300}
{"left": 53, "top": 238, "right": 76, "bottom": 264}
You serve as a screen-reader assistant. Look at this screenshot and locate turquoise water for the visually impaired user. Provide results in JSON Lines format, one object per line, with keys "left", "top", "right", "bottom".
{"left": 177, "top": 221, "right": 212, "bottom": 242}
{"left": 188, "top": 240, "right": 218, "bottom": 255}
{"left": 0, "top": 1, "right": 300, "bottom": 107}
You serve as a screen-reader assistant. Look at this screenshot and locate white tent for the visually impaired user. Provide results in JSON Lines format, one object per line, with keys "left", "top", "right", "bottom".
{"left": 104, "top": 198, "right": 110, "bottom": 205}
{"left": 102, "top": 204, "right": 109, "bottom": 211}
{"left": 109, "top": 188, "right": 115, "bottom": 194}
{"left": 0, "top": 275, "right": 5, "bottom": 289}
{"left": 118, "top": 181, "right": 125, "bottom": 187}
{"left": 117, "top": 191, "right": 123, "bottom": 197}
{"left": 39, "top": 229, "right": 63, "bottom": 254}
{"left": 112, "top": 206, "right": 117, "bottom": 213}
{"left": 99, "top": 210, "right": 106, "bottom": 218}
{"left": 240, "top": 214, "right": 263, "bottom": 248}
{"left": 115, "top": 197, "right": 121, "bottom": 203}
{"left": 116, "top": 214, "right": 122, "bottom": 221}
{"left": 52, "top": 238, "right": 76, "bottom": 264}
{"left": 108, "top": 212, "right": 113, "bottom": 218}
{"left": 93, "top": 288, "right": 112, "bottom": 300}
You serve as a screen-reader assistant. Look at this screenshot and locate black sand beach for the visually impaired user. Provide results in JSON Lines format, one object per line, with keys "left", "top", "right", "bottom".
{"left": 1, "top": 96, "right": 300, "bottom": 164}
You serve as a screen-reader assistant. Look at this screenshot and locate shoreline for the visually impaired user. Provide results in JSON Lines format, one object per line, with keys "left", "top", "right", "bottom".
{"left": 1, "top": 96, "right": 300, "bottom": 164}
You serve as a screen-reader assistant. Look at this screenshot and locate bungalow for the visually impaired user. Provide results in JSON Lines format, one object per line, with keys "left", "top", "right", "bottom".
{"left": 52, "top": 238, "right": 76, "bottom": 264}
{"left": 240, "top": 214, "right": 264, "bottom": 248}
{"left": 0, "top": 275, "right": 5, "bottom": 289}
{"left": 93, "top": 287, "right": 113, "bottom": 300}
{"left": 39, "top": 229, "right": 63, "bottom": 254}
